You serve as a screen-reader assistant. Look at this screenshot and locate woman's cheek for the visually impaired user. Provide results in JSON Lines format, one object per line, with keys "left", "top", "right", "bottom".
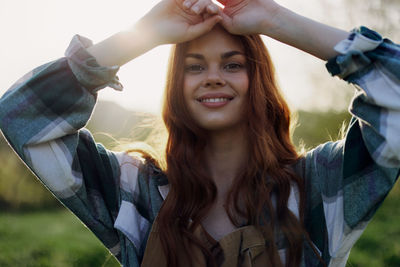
{"left": 184, "top": 75, "right": 203, "bottom": 93}
{"left": 229, "top": 73, "right": 249, "bottom": 93}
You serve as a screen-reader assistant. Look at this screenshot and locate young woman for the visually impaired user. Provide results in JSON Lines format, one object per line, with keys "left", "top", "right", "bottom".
{"left": 1, "top": 0, "right": 399, "bottom": 266}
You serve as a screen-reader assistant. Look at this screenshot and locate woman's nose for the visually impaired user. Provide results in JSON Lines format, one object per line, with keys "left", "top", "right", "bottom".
{"left": 202, "top": 68, "right": 226, "bottom": 88}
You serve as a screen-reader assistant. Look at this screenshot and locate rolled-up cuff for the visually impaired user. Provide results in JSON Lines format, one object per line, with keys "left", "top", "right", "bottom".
{"left": 65, "top": 35, "right": 123, "bottom": 93}
{"left": 326, "top": 26, "right": 383, "bottom": 79}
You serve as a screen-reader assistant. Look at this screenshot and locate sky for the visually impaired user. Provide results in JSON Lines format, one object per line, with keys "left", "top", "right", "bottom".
{"left": 1, "top": 0, "right": 359, "bottom": 114}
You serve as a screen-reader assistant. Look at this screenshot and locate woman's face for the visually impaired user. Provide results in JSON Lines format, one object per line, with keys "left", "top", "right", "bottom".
{"left": 183, "top": 25, "right": 249, "bottom": 132}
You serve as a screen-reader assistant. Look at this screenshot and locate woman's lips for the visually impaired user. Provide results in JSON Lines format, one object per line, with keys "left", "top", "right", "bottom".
{"left": 196, "top": 93, "right": 234, "bottom": 108}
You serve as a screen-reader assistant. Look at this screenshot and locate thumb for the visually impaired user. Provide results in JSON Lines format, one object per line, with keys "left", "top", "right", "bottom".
{"left": 186, "top": 15, "right": 222, "bottom": 40}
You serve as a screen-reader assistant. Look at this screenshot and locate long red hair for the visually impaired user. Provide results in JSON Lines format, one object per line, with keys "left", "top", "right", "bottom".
{"left": 159, "top": 31, "right": 306, "bottom": 266}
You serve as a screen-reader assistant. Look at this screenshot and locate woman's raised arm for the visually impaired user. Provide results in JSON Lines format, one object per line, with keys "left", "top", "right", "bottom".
{"left": 87, "top": 0, "right": 222, "bottom": 67}
{"left": 216, "top": 0, "right": 349, "bottom": 60}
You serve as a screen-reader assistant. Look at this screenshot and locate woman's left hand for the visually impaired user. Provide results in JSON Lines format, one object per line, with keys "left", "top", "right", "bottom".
{"left": 217, "top": 0, "right": 281, "bottom": 35}
{"left": 217, "top": 0, "right": 348, "bottom": 60}
{"left": 183, "top": 0, "right": 349, "bottom": 60}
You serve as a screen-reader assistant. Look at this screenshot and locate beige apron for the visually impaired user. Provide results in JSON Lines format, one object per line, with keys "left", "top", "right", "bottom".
{"left": 141, "top": 217, "right": 272, "bottom": 267}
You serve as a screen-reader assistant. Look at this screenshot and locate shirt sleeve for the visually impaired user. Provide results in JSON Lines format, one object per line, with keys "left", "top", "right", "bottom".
{"left": 0, "top": 35, "right": 156, "bottom": 265}
{"left": 303, "top": 27, "right": 400, "bottom": 266}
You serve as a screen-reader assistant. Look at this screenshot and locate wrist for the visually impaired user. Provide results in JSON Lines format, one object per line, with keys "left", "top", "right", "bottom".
{"left": 259, "top": 3, "right": 286, "bottom": 38}
{"left": 130, "top": 19, "right": 163, "bottom": 48}
{"left": 87, "top": 24, "right": 159, "bottom": 67}
{"left": 258, "top": 5, "right": 348, "bottom": 60}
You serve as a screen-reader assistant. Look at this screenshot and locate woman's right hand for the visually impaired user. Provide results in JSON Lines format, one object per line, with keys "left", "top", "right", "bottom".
{"left": 216, "top": 0, "right": 348, "bottom": 60}
{"left": 136, "top": 0, "right": 222, "bottom": 45}
{"left": 88, "top": 0, "right": 222, "bottom": 67}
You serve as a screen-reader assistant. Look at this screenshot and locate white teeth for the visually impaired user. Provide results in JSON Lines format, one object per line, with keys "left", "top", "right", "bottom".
{"left": 200, "top": 98, "right": 229, "bottom": 103}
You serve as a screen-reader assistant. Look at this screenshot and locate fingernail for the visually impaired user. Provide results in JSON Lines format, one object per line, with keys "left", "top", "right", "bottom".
{"left": 192, "top": 5, "right": 200, "bottom": 14}
{"left": 183, "top": 0, "right": 191, "bottom": 8}
{"left": 209, "top": 5, "right": 217, "bottom": 13}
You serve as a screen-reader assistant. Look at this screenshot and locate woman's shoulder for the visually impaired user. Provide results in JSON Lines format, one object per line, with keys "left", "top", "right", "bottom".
{"left": 291, "top": 140, "right": 346, "bottom": 176}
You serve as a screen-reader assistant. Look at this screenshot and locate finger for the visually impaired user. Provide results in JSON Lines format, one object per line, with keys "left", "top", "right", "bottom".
{"left": 218, "top": 11, "right": 233, "bottom": 32}
{"left": 202, "top": 11, "right": 212, "bottom": 20}
{"left": 190, "top": 0, "right": 214, "bottom": 14}
{"left": 186, "top": 15, "right": 222, "bottom": 40}
{"left": 182, "top": 0, "right": 195, "bottom": 9}
{"left": 206, "top": 3, "right": 220, "bottom": 14}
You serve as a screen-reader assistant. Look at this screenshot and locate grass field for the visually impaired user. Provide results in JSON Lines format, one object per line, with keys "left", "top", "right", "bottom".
{"left": 0, "top": 210, "right": 120, "bottom": 267}
{"left": 0, "top": 181, "right": 399, "bottom": 266}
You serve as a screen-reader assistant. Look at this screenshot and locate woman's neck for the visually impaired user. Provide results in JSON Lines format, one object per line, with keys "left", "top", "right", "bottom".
{"left": 203, "top": 126, "right": 248, "bottom": 197}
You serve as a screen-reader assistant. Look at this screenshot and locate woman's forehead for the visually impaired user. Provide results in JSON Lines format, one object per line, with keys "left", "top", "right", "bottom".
{"left": 186, "top": 25, "right": 244, "bottom": 53}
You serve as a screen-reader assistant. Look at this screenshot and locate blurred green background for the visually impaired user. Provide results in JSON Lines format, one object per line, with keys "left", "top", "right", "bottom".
{"left": 1, "top": 100, "right": 399, "bottom": 267}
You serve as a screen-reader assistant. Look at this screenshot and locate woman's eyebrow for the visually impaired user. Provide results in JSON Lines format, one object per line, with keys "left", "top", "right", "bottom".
{"left": 185, "top": 51, "right": 244, "bottom": 60}
{"left": 221, "top": 51, "right": 244, "bottom": 59}
{"left": 185, "top": 53, "right": 204, "bottom": 60}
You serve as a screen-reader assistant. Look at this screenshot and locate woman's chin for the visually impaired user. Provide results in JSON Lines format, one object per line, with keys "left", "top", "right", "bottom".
{"left": 196, "top": 119, "right": 245, "bottom": 133}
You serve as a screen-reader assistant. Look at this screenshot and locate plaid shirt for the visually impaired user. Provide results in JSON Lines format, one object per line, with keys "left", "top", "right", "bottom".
{"left": 0, "top": 27, "right": 399, "bottom": 267}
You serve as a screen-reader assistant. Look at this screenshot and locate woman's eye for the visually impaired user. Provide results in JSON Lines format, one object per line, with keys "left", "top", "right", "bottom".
{"left": 224, "top": 63, "right": 243, "bottom": 72}
{"left": 185, "top": 64, "right": 204, "bottom": 73}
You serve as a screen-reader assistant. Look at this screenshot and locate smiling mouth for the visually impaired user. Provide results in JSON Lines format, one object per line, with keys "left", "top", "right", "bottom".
{"left": 197, "top": 97, "right": 233, "bottom": 103}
